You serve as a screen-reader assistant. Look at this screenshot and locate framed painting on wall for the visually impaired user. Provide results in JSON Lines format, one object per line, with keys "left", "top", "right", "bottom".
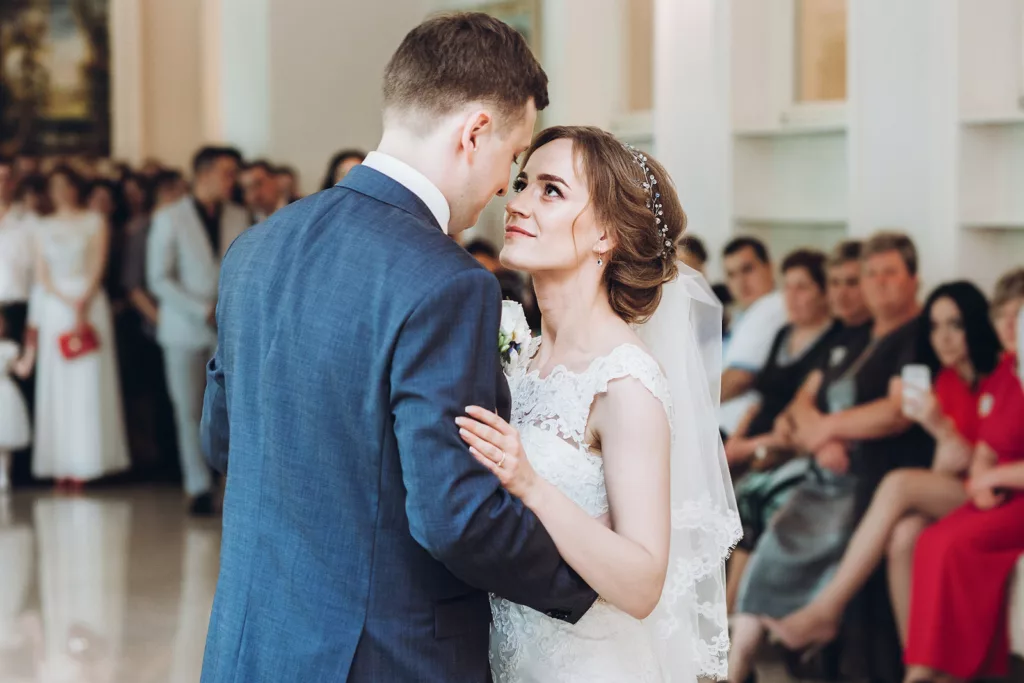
{"left": 475, "top": 0, "right": 542, "bottom": 61}
{"left": 0, "top": 0, "right": 111, "bottom": 156}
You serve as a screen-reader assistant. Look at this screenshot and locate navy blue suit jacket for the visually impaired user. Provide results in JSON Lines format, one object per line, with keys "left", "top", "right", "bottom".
{"left": 199, "top": 166, "right": 597, "bottom": 683}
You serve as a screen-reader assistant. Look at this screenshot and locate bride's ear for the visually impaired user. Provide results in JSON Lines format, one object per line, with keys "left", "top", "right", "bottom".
{"left": 593, "top": 226, "right": 616, "bottom": 259}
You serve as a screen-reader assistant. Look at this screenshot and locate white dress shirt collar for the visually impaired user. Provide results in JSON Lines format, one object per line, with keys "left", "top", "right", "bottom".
{"left": 362, "top": 151, "right": 451, "bottom": 234}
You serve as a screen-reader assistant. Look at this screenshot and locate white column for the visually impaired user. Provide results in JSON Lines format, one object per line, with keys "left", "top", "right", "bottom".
{"left": 540, "top": 0, "right": 624, "bottom": 129}
{"left": 846, "top": 0, "right": 958, "bottom": 288}
{"left": 202, "top": 0, "right": 272, "bottom": 158}
{"left": 653, "top": 0, "right": 732, "bottom": 278}
{"left": 109, "top": 0, "right": 145, "bottom": 163}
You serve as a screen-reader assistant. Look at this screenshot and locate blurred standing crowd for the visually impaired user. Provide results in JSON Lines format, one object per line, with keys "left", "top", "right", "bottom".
{"left": 0, "top": 147, "right": 369, "bottom": 517}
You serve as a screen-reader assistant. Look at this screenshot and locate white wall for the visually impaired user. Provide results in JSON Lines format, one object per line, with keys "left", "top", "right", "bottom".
{"left": 653, "top": 0, "right": 732, "bottom": 278}
{"left": 139, "top": 0, "right": 207, "bottom": 171}
{"left": 267, "top": 0, "right": 430, "bottom": 192}
{"left": 846, "top": 0, "right": 958, "bottom": 288}
{"left": 111, "top": 0, "right": 430, "bottom": 182}
{"left": 208, "top": 0, "right": 272, "bottom": 160}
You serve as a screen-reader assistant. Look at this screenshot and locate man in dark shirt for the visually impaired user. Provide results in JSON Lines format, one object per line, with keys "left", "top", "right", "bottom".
{"left": 727, "top": 232, "right": 930, "bottom": 683}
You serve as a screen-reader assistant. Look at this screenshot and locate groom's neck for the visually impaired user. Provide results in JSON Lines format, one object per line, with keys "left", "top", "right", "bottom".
{"left": 376, "top": 128, "right": 449, "bottom": 194}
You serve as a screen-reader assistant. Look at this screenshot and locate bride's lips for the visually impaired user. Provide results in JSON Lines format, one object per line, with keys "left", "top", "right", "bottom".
{"left": 505, "top": 224, "right": 535, "bottom": 238}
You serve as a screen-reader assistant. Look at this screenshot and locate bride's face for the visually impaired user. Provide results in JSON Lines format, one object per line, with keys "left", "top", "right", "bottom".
{"left": 500, "top": 139, "right": 606, "bottom": 274}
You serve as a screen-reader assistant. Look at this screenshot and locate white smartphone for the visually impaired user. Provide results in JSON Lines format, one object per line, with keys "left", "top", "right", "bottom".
{"left": 901, "top": 364, "right": 931, "bottom": 413}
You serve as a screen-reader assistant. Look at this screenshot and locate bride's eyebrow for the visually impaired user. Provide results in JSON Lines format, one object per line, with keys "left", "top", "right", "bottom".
{"left": 536, "top": 173, "right": 570, "bottom": 189}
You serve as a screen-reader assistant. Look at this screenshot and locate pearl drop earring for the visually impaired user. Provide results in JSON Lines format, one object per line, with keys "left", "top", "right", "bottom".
{"left": 597, "top": 257, "right": 603, "bottom": 267}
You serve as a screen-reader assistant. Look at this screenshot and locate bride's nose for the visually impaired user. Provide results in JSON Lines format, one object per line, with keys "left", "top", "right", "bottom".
{"left": 505, "top": 193, "right": 529, "bottom": 221}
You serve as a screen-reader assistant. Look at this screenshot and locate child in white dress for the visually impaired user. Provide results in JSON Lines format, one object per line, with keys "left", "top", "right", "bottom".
{"left": 0, "top": 311, "right": 31, "bottom": 492}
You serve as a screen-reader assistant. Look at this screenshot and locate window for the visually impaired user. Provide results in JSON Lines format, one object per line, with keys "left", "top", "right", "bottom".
{"left": 625, "top": 0, "right": 653, "bottom": 112}
{"left": 795, "top": 0, "right": 847, "bottom": 103}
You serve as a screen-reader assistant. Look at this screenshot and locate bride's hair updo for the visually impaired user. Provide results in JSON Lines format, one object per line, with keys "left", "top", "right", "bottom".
{"left": 521, "top": 126, "right": 687, "bottom": 324}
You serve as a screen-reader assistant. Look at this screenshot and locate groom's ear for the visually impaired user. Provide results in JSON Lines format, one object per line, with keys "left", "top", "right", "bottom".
{"left": 460, "top": 109, "right": 494, "bottom": 157}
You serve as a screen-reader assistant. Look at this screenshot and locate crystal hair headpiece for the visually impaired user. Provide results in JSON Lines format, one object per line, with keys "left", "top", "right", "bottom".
{"left": 624, "top": 144, "right": 673, "bottom": 260}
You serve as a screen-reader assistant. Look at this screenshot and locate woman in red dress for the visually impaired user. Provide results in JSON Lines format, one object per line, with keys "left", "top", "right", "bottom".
{"left": 763, "top": 282, "right": 1001, "bottom": 652}
{"left": 904, "top": 270, "right": 1024, "bottom": 683}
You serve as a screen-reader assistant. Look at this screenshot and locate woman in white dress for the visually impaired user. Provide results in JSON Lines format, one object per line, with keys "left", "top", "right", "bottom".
{"left": 24, "top": 166, "right": 129, "bottom": 488}
{"left": 457, "top": 127, "right": 741, "bottom": 682}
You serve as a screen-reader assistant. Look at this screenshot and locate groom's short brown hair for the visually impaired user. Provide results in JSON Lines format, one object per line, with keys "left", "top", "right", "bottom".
{"left": 383, "top": 12, "right": 549, "bottom": 126}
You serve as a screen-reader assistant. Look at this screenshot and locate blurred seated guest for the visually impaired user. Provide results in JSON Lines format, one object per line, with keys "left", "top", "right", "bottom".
{"left": 21, "top": 166, "right": 130, "bottom": 489}
{"left": 903, "top": 268, "right": 1024, "bottom": 683}
{"left": 719, "top": 237, "right": 787, "bottom": 437}
{"left": 826, "top": 240, "right": 871, "bottom": 327}
{"left": 764, "top": 280, "right": 1003, "bottom": 653}
{"left": 991, "top": 269, "right": 1024, "bottom": 363}
{"left": 727, "top": 250, "right": 841, "bottom": 517}
{"left": 148, "top": 147, "right": 247, "bottom": 515}
{"left": 727, "top": 231, "right": 929, "bottom": 683}
{"left": 713, "top": 282, "right": 735, "bottom": 338}
{"left": 274, "top": 166, "right": 301, "bottom": 204}
{"left": 321, "top": 149, "right": 366, "bottom": 190}
{"left": 465, "top": 238, "right": 502, "bottom": 274}
{"left": 240, "top": 160, "right": 284, "bottom": 223}
{"left": 676, "top": 234, "right": 708, "bottom": 275}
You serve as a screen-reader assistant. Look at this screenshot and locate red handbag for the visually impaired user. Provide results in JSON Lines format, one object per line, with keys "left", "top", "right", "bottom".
{"left": 59, "top": 325, "right": 101, "bottom": 360}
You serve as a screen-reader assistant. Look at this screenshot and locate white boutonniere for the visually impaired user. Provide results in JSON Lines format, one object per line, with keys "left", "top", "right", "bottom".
{"left": 499, "top": 300, "right": 532, "bottom": 375}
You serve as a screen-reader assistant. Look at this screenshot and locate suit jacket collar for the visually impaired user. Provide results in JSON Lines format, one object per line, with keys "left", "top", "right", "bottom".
{"left": 337, "top": 165, "right": 445, "bottom": 233}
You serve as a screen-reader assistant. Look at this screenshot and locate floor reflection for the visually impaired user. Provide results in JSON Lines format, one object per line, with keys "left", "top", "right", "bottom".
{"left": 0, "top": 489, "right": 220, "bottom": 683}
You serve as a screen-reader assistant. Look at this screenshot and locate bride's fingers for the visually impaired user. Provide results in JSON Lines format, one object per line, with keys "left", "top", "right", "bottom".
{"left": 455, "top": 416, "right": 504, "bottom": 447}
{"left": 465, "top": 406, "right": 512, "bottom": 435}
{"left": 458, "top": 427, "right": 504, "bottom": 463}
{"left": 470, "top": 447, "right": 507, "bottom": 481}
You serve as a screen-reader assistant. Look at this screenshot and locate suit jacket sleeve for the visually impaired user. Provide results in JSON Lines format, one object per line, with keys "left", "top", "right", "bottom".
{"left": 201, "top": 347, "right": 229, "bottom": 474}
{"left": 391, "top": 268, "right": 597, "bottom": 624}
{"left": 147, "top": 209, "right": 210, "bottom": 320}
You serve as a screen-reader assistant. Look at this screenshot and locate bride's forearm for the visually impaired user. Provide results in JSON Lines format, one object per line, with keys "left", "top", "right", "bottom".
{"left": 523, "top": 479, "right": 666, "bottom": 620}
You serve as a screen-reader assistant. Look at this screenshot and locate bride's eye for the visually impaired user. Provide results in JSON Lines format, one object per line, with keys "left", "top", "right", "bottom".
{"left": 544, "top": 183, "right": 563, "bottom": 199}
{"left": 512, "top": 178, "right": 527, "bottom": 194}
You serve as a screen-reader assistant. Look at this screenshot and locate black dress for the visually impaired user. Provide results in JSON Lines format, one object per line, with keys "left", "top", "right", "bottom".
{"left": 748, "top": 321, "right": 844, "bottom": 437}
{"left": 734, "top": 321, "right": 843, "bottom": 551}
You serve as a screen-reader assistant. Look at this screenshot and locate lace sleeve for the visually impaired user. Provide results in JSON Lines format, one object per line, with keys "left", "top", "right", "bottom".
{"left": 587, "top": 344, "right": 673, "bottom": 422}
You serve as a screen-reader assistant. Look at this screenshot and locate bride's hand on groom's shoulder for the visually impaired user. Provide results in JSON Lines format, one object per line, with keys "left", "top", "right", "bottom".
{"left": 456, "top": 407, "right": 540, "bottom": 505}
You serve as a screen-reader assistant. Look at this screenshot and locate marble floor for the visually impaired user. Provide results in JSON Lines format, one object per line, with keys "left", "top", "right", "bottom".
{"left": 0, "top": 486, "right": 862, "bottom": 683}
{"left": 0, "top": 487, "right": 219, "bottom": 683}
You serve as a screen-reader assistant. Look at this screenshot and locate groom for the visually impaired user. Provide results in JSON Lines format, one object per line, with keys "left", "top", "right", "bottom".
{"left": 199, "top": 13, "right": 597, "bottom": 683}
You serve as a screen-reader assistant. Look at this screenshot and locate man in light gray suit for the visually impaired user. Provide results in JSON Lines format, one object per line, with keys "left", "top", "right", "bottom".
{"left": 148, "top": 146, "right": 249, "bottom": 515}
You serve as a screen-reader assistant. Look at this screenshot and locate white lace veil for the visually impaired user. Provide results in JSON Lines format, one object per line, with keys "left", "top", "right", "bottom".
{"left": 635, "top": 264, "right": 742, "bottom": 681}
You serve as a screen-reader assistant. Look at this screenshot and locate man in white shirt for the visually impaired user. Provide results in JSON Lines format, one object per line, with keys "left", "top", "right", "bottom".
{"left": 718, "top": 237, "right": 787, "bottom": 436}
{"left": 0, "top": 156, "right": 35, "bottom": 345}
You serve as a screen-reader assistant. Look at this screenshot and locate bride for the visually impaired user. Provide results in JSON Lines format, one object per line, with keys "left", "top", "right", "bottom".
{"left": 456, "top": 126, "right": 741, "bottom": 682}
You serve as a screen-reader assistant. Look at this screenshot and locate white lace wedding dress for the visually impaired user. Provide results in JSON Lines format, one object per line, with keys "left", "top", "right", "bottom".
{"left": 489, "top": 340, "right": 679, "bottom": 683}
